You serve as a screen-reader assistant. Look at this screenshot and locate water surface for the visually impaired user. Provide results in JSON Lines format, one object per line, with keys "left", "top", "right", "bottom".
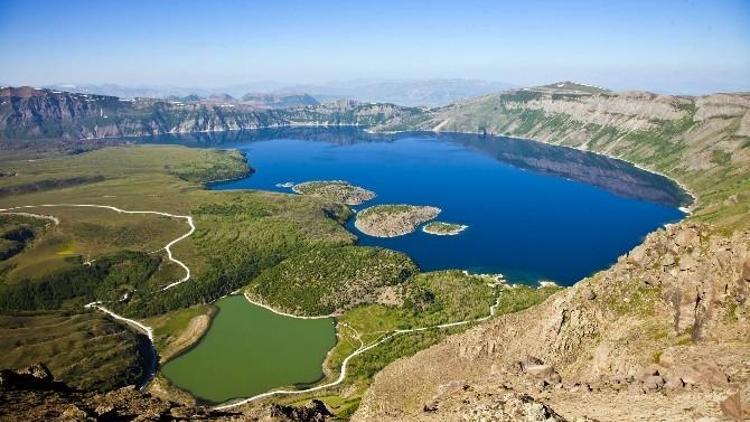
{"left": 145, "top": 127, "right": 687, "bottom": 285}
{"left": 161, "top": 295, "right": 336, "bottom": 403}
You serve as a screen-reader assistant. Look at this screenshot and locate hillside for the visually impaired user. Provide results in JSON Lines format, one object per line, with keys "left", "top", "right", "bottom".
{"left": 354, "top": 222, "right": 750, "bottom": 420}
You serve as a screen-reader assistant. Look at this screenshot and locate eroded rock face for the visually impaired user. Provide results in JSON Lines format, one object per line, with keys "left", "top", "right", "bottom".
{"left": 353, "top": 222, "right": 750, "bottom": 421}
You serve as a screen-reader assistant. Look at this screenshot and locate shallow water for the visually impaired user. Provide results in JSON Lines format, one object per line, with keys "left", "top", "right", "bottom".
{"left": 160, "top": 295, "right": 336, "bottom": 403}
{"left": 188, "top": 128, "right": 685, "bottom": 285}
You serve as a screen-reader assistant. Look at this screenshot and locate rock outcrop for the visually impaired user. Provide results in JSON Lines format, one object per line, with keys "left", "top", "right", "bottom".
{"left": 353, "top": 222, "right": 750, "bottom": 421}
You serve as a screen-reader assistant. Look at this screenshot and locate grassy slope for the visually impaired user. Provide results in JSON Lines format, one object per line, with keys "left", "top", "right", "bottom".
{"left": 0, "top": 310, "right": 148, "bottom": 391}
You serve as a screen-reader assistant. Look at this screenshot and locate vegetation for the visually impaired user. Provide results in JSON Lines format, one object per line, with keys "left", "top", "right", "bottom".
{"left": 0, "top": 215, "right": 48, "bottom": 261}
{"left": 168, "top": 149, "right": 251, "bottom": 184}
{"left": 355, "top": 204, "right": 441, "bottom": 237}
{"left": 0, "top": 143, "right": 564, "bottom": 415}
{"left": 145, "top": 304, "right": 215, "bottom": 363}
{"left": 292, "top": 180, "right": 376, "bottom": 206}
{"left": 291, "top": 272, "right": 560, "bottom": 417}
{"left": 247, "top": 246, "right": 417, "bottom": 315}
{"left": 0, "top": 310, "right": 148, "bottom": 391}
{"left": 0, "top": 251, "right": 168, "bottom": 312}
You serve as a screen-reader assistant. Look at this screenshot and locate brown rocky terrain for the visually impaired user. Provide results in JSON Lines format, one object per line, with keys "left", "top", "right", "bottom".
{"left": 355, "top": 205, "right": 441, "bottom": 237}
{"left": 353, "top": 222, "right": 750, "bottom": 420}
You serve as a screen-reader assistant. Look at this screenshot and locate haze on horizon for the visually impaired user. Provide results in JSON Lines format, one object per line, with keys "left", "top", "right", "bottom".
{"left": 1, "top": 0, "right": 749, "bottom": 95}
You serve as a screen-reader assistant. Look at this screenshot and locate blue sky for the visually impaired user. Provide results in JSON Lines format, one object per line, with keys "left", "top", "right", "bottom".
{"left": 1, "top": 0, "right": 748, "bottom": 93}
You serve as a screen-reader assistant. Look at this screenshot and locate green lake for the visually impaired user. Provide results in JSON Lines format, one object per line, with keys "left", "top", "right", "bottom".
{"left": 160, "top": 295, "right": 337, "bottom": 403}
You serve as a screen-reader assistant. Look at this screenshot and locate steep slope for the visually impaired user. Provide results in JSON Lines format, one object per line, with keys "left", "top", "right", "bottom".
{"left": 382, "top": 82, "right": 750, "bottom": 230}
{"left": 354, "top": 223, "right": 750, "bottom": 420}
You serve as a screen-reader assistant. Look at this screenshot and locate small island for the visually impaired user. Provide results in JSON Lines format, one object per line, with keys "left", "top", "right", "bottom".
{"left": 275, "top": 181, "right": 295, "bottom": 188}
{"left": 355, "top": 204, "right": 441, "bottom": 237}
{"left": 422, "top": 221, "right": 468, "bottom": 236}
{"left": 292, "top": 180, "right": 376, "bottom": 206}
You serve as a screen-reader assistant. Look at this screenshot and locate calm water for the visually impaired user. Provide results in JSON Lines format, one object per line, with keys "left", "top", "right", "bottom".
{"left": 161, "top": 295, "right": 336, "bottom": 403}
{"left": 145, "top": 127, "right": 687, "bottom": 285}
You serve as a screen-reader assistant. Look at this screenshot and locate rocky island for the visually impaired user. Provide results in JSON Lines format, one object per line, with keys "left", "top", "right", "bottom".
{"left": 355, "top": 204, "right": 441, "bottom": 237}
{"left": 292, "top": 180, "right": 376, "bottom": 206}
{"left": 422, "top": 221, "right": 468, "bottom": 236}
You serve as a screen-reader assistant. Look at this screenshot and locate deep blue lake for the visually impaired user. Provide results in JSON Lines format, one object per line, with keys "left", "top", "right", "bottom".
{"left": 147, "top": 128, "right": 687, "bottom": 285}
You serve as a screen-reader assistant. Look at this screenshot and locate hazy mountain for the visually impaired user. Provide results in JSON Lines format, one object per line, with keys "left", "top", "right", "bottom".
{"left": 240, "top": 93, "right": 319, "bottom": 109}
{"left": 274, "top": 79, "right": 515, "bottom": 107}
{"left": 43, "top": 79, "right": 514, "bottom": 107}
{"left": 43, "top": 83, "right": 215, "bottom": 99}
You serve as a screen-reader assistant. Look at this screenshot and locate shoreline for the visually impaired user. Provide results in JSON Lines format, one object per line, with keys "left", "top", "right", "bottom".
{"left": 242, "top": 292, "right": 339, "bottom": 320}
{"left": 422, "top": 223, "right": 468, "bottom": 236}
{"left": 212, "top": 293, "right": 504, "bottom": 411}
{"left": 365, "top": 127, "right": 698, "bottom": 213}
{"left": 435, "top": 129, "right": 699, "bottom": 213}
{"left": 354, "top": 205, "right": 442, "bottom": 238}
{"left": 78, "top": 125, "right": 696, "bottom": 213}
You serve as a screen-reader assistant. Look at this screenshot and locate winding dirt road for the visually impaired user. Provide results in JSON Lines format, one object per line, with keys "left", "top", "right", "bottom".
{"left": 1, "top": 203, "right": 502, "bottom": 411}
{"left": 212, "top": 291, "right": 502, "bottom": 410}
{"left": 0, "top": 204, "right": 195, "bottom": 341}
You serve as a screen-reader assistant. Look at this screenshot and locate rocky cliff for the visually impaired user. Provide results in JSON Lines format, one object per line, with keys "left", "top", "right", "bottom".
{"left": 0, "top": 87, "right": 421, "bottom": 142}
{"left": 353, "top": 222, "right": 750, "bottom": 420}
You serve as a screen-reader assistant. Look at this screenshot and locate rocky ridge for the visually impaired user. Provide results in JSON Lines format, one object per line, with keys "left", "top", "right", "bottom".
{"left": 0, "top": 87, "right": 422, "bottom": 142}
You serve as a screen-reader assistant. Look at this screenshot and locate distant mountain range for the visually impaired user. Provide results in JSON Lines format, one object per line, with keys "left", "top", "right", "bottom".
{"left": 42, "top": 79, "right": 514, "bottom": 107}
{"left": 272, "top": 79, "right": 515, "bottom": 106}
{"left": 0, "top": 86, "right": 420, "bottom": 141}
